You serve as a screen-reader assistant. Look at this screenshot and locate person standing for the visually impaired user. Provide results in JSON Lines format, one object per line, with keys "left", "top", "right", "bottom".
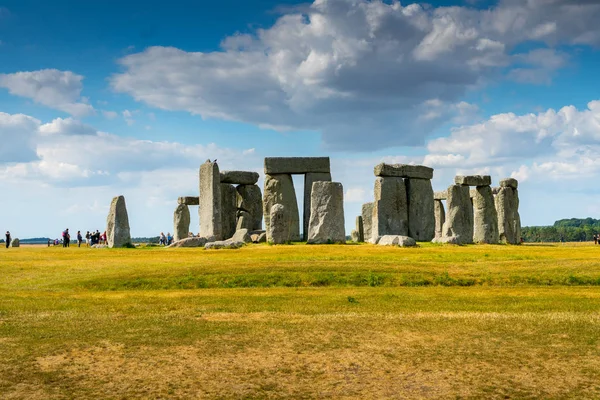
{"left": 77, "top": 231, "right": 83, "bottom": 247}
{"left": 5, "top": 231, "right": 10, "bottom": 248}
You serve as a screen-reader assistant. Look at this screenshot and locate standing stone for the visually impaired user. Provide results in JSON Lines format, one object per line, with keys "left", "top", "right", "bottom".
{"left": 434, "top": 200, "right": 445, "bottom": 239}
{"left": 496, "top": 184, "right": 521, "bottom": 244}
{"left": 355, "top": 215, "right": 364, "bottom": 242}
{"left": 236, "top": 210, "right": 253, "bottom": 231}
{"left": 263, "top": 174, "right": 300, "bottom": 242}
{"left": 236, "top": 184, "right": 263, "bottom": 231}
{"left": 199, "top": 160, "right": 222, "bottom": 240}
{"left": 472, "top": 186, "right": 499, "bottom": 244}
{"left": 361, "top": 202, "right": 374, "bottom": 242}
{"left": 441, "top": 185, "right": 473, "bottom": 244}
{"left": 372, "top": 177, "right": 408, "bottom": 239}
{"left": 173, "top": 204, "right": 191, "bottom": 242}
{"left": 10, "top": 238, "right": 19, "bottom": 248}
{"left": 268, "top": 204, "right": 292, "bottom": 244}
{"left": 106, "top": 195, "right": 131, "bottom": 248}
{"left": 221, "top": 183, "right": 237, "bottom": 240}
{"left": 303, "top": 172, "right": 332, "bottom": 240}
{"left": 307, "top": 182, "right": 345, "bottom": 244}
{"left": 406, "top": 178, "right": 435, "bottom": 241}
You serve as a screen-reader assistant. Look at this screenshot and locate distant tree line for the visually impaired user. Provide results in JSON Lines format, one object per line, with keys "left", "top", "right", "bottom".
{"left": 522, "top": 218, "right": 600, "bottom": 242}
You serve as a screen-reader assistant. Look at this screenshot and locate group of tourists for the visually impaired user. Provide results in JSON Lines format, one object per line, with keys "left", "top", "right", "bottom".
{"left": 47, "top": 229, "right": 107, "bottom": 247}
{"left": 159, "top": 232, "right": 173, "bottom": 246}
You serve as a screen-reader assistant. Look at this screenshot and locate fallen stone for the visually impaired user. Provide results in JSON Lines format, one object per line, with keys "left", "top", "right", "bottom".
{"left": 231, "top": 228, "right": 252, "bottom": 244}
{"left": 10, "top": 238, "right": 19, "bottom": 248}
{"left": 372, "top": 177, "right": 408, "bottom": 238}
{"left": 303, "top": 172, "right": 332, "bottom": 240}
{"left": 434, "top": 199, "right": 445, "bottom": 240}
{"left": 168, "top": 237, "right": 208, "bottom": 248}
{"left": 454, "top": 175, "right": 492, "bottom": 187}
{"left": 236, "top": 210, "right": 253, "bottom": 231}
{"left": 263, "top": 174, "right": 300, "bottom": 242}
{"left": 432, "top": 236, "right": 460, "bottom": 245}
{"left": 220, "top": 170, "right": 259, "bottom": 185}
{"left": 406, "top": 178, "right": 435, "bottom": 241}
{"left": 199, "top": 160, "right": 222, "bottom": 240}
{"left": 204, "top": 240, "right": 244, "bottom": 250}
{"left": 361, "top": 202, "right": 374, "bottom": 242}
{"left": 173, "top": 204, "right": 190, "bottom": 242}
{"left": 472, "top": 185, "right": 499, "bottom": 244}
{"left": 251, "top": 232, "right": 267, "bottom": 243}
{"left": 178, "top": 196, "right": 199, "bottom": 206}
{"left": 307, "top": 181, "right": 346, "bottom": 244}
{"left": 434, "top": 191, "right": 447, "bottom": 200}
{"left": 377, "top": 235, "right": 417, "bottom": 247}
{"left": 374, "top": 163, "right": 433, "bottom": 180}
{"left": 355, "top": 215, "right": 364, "bottom": 242}
{"left": 441, "top": 184, "right": 473, "bottom": 244}
{"left": 264, "top": 157, "right": 330, "bottom": 174}
{"left": 106, "top": 195, "right": 132, "bottom": 248}
{"left": 500, "top": 178, "right": 518, "bottom": 189}
{"left": 267, "top": 204, "right": 293, "bottom": 244}
{"left": 221, "top": 183, "right": 238, "bottom": 241}
{"left": 236, "top": 184, "right": 263, "bottom": 231}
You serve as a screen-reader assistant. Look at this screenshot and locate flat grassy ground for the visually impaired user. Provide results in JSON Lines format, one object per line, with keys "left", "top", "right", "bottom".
{"left": 1, "top": 243, "right": 600, "bottom": 399}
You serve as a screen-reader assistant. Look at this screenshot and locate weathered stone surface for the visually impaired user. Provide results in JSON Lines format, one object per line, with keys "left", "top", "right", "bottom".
{"left": 220, "top": 171, "right": 259, "bottom": 185}
{"left": 263, "top": 174, "right": 300, "bottom": 242}
{"left": 204, "top": 240, "right": 244, "bottom": 250}
{"left": 377, "top": 235, "right": 417, "bottom": 247}
{"left": 178, "top": 196, "right": 199, "bottom": 206}
{"left": 251, "top": 232, "right": 267, "bottom": 243}
{"left": 496, "top": 186, "right": 521, "bottom": 244}
{"left": 10, "top": 238, "right": 19, "bottom": 248}
{"left": 267, "top": 204, "right": 293, "bottom": 244}
{"left": 441, "top": 185, "right": 473, "bottom": 244}
{"left": 434, "top": 191, "right": 447, "bottom": 200}
{"left": 492, "top": 187, "right": 501, "bottom": 195}
{"left": 236, "top": 210, "right": 253, "bottom": 231}
{"left": 374, "top": 163, "right": 434, "bottom": 180}
{"left": 454, "top": 175, "right": 492, "bottom": 187}
{"left": 236, "top": 184, "right": 263, "bottom": 231}
{"left": 264, "top": 157, "right": 330, "bottom": 174}
{"left": 168, "top": 237, "right": 208, "bottom": 248}
{"left": 433, "top": 235, "right": 460, "bottom": 245}
{"left": 372, "top": 177, "right": 408, "bottom": 238}
{"left": 303, "top": 172, "right": 332, "bottom": 240}
{"left": 221, "top": 183, "right": 237, "bottom": 240}
{"left": 350, "top": 230, "right": 360, "bottom": 242}
{"left": 173, "top": 204, "right": 191, "bottom": 242}
{"left": 307, "top": 182, "right": 345, "bottom": 244}
{"left": 500, "top": 178, "right": 518, "bottom": 189}
{"left": 231, "top": 228, "right": 252, "bottom": 244}
{"left": 106, "top": 195, "right": 131, "bottom": 248}
{"left": 355, "top": 215, "right": 364, "bottom": 242}
{"left": 473, "top": 186, "right": 499, "bottom": 244}
{"left": 434, "top": 200, "right": 445, "bottom": 239}
{"left": 406, "top": 178, "right": 435, "bottom": 241}
{"left": 361, "top": 202, "right": 374, "bottom": 242}
{"left": 199, "top": 160, "right": 222, "bottom": 240}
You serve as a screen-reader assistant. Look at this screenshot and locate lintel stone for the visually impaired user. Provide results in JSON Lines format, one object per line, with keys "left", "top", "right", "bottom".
{"left": 434, "top": 191, "right": 447, "bottom": 200}
{"left": 264, "top": 157, "right": 330, "bottom": 174}
{"left": 500, "top": 178, "right": 518, "bottom": 189}
{"left": 454, "top": 175, "right": 491, "bottom": 186}
{"left": 220, "top": 171, "right": 259, "bottom": 185}
{"left": 373, "top": 163, "right": 433, "bottom": 179}
{"left": 178, "top": 196, "right": 199, "bottom": 206}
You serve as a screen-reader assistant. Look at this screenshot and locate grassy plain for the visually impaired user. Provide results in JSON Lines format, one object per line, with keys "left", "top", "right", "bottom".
{"left": 1, "top": 243, "right": 600, "bottom": 398}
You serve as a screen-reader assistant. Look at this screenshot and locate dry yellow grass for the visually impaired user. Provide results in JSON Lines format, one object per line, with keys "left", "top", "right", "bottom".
{"left": 1, "top": 243, "right": 600, "bottom": 398}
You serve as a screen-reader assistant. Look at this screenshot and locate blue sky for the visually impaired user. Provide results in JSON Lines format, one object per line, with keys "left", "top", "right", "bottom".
{"left": 1, "top": 0, "right": 600, "bottom": 238}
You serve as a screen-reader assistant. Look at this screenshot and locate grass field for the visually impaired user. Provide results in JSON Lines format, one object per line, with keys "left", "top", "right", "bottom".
{"left": 1, "top": 243, "right": 600, "bottom": 398}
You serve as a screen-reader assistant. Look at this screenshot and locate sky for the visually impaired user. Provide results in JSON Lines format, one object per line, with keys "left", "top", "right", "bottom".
{"left": 1, "top": 0, "right": 600, "bottom": 239}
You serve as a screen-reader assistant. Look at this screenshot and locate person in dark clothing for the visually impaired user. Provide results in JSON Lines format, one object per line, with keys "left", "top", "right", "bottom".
{"left": 62, "top": 229, "right": 70, "bottom": 248}
{"left": 5, "top": 231, "right": 10, "bottom": 248}
{"left": 77, "top": 231, "right": 83, "bottom": 247}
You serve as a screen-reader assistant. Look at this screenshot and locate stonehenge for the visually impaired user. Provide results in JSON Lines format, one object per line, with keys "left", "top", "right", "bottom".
{"left": 199, "top": 160, "right": 222, "bottom": 240}
{"left": 439, "top": 184, "right": 473, "bottom": 244}
{"left": 473, "top": 185, "right": 499, "bottom": 244}
{"left": 173, "top": 204, "right": 190, "bottom": 242}
{"left": 496, "top": 178, "right": 521, "bottom": 244}
{"left": 307, "top": 181, "right": 346, "bottom": 244}
{"left": 361, "top": 202, "right": 374, "bottom": 243}
{"left": 263, "top": 173, "right": 300, "bottom": 242}
{"left": 106, "top": 195, "right": 131, "bottom": 248}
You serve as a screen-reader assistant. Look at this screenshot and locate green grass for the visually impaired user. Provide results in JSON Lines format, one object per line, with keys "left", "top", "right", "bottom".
{"left": 1, "top": 243, "right": 600, "bottom": 398}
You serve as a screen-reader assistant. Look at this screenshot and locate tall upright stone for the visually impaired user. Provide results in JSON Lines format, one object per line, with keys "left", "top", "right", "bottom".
{"left": 355, "top": 216, "right": 364, "bottom": 242}
{"left": 236, "top": 184, "right": 263, "bottom": 230}
{"left": 173, "top": 204, "right": 190, "bottom": 242}
{"left": 106, "top": 195, "right": 131, "bottom": 248}
{"left": 496, "top": 178, "right": 521, "bottom": 244}
{"left": 361, "top": 202, "right": 374, "bottom": 242}
{"left": 372, "top": 177, "right": 408, "bottom": 239}
{"left": 221, "top": 183, "right": 237, "bottom": 240}
{"left": 307, "top": 182, "right": 345, "bottom": 244}
{"left": 303, "top": 172, "right": 332, "bottom": 240}
{"left": 434, "top": 200, "right": 445, "bottom": 240}
{"left": 406, "top": 178, "right": 435, "bottom": 241}
{"left": 441, "top": 185, "right": 473, "bottom": 244}
{"left": 473, "top": 186, "right": 499, "bottom": 244}
{"left": 268, "top": 204, "right": 292, "bottom": 244}
{"left": 263, "top": 174, "right": 300, "bottom": 242}
{"left": 199, "top": 160, "right": 222, "bottom": 240}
